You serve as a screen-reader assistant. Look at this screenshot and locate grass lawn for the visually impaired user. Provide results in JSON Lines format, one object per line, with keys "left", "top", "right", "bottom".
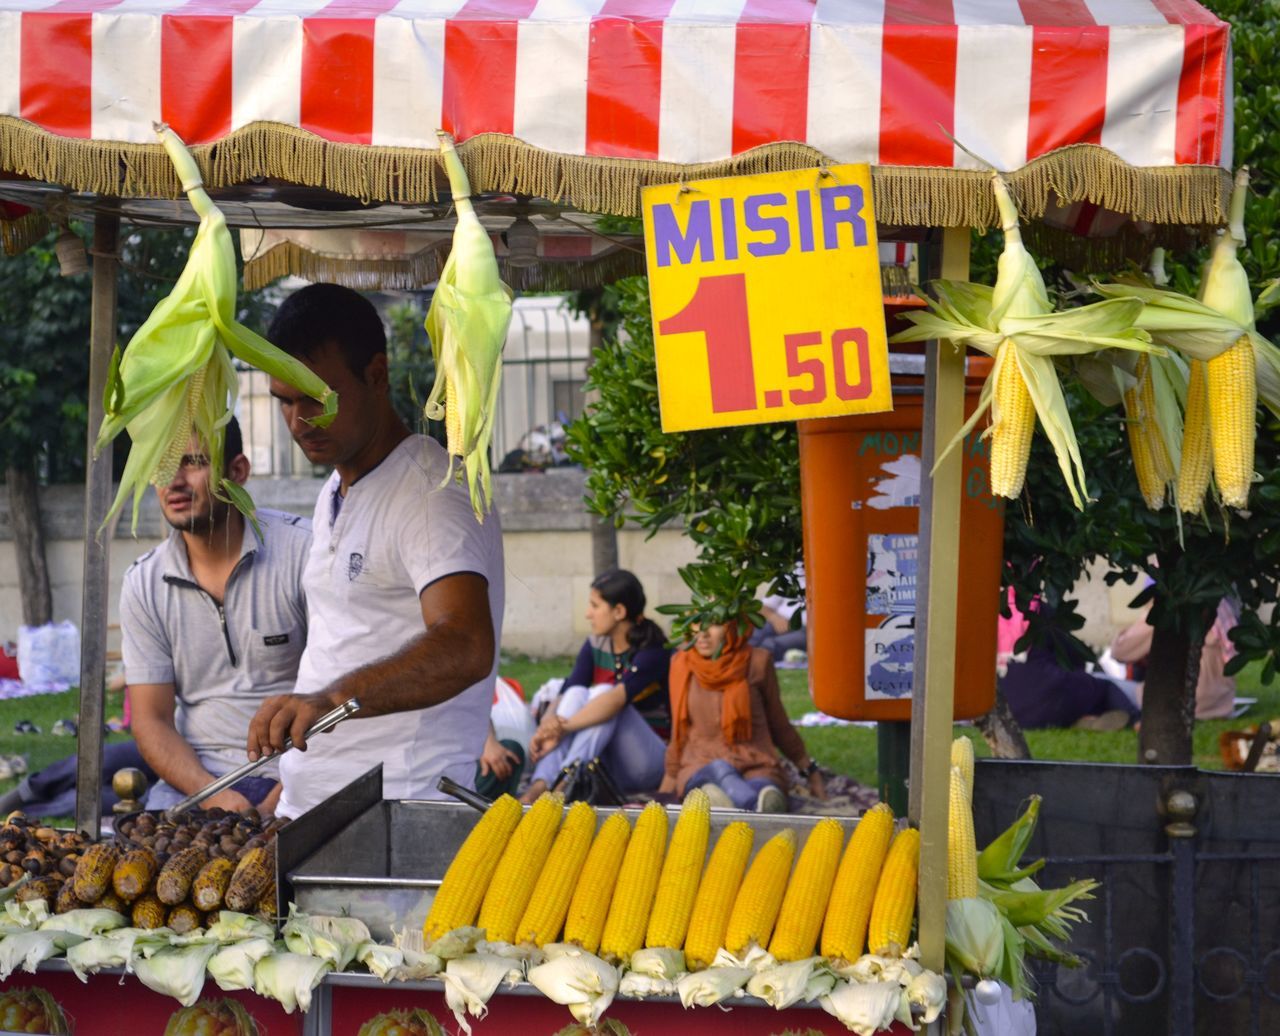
{"left": 501, "top": 653, "right": 1280, "bottom": 789}
{"left": 3, "top": 655, "right": 1271, "bottom": 825}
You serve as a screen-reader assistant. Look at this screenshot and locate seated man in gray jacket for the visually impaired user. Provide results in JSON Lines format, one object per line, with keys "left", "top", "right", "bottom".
{"left": 121, "top": 418, "right": 310, "bottom": 814}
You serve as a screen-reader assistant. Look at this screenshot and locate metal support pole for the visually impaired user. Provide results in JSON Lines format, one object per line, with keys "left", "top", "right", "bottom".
{"left": 909, "top": 225, "right": 970, "bottom": 973}
{"left": 877, "top": 720, "right": 911, "bottom": 816}
{"left": 76, "top": 213, "right": 120, "bottom": 839}
{"left": 1164, "top": 788, "right": 1197, "bottom": 1035}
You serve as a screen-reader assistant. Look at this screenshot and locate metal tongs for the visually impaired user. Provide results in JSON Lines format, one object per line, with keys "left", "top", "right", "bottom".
{"left": 166, "top": 698, "right": 361, "bottom": 817}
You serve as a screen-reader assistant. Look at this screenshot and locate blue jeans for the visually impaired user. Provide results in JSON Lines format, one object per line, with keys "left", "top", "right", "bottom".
{"left": 145, "top": 774, "right": 278, "bottom": 810}
{"left": 531, "top": 683, "right": 667, "bottom": 793}
{"left": 685, "top": 759, "right": 780, "bottom": 811}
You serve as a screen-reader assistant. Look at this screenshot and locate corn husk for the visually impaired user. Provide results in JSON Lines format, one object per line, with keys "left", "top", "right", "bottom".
{"left": 527, "top": 948, "right": 619, "bottom": 1027}
{"left": 207, "top": 937, "right": 276, "bottom": 991}
{"left": 907, "top": 970, "right": 948, "bottom": 1026}
{"left": 423, "top": 132, "right": 515, "bottom": 522}
{"left": 132, "top": 942, "right": 218, "bottom": 1007}
{"left": 282, "top": 906, "right": 369, "bottom": 970}
{"left": 618, "top": 972, "right": 676, "bottom": 998}
{"left": 204, "top": 912, "right": 275, "bottom": 944}
{"left": 440, "top": 953, "right": 523, "bottom": 1035}
{"left": 820, "top": 979, "right": 906, "bottom": 1036}
{"left": 37, "top": 908, "right": 128, "bottom": 939}
{"left": 0, "top": 930, "right": 84, "bottom": 980}
{"left": 675, "top": 965, "right": 752, "bottom": 1007}
{"left": 746, "top": 957, "right": 835, "bottom": 1009}
{"left": 95, "top": 124, "right": 338, "bottom": 534}
{"left": 628, "top": 946, "right": 685, "bottom": 980}
{"left": 252, "top": 950, "right": 332, "bottom": 1014}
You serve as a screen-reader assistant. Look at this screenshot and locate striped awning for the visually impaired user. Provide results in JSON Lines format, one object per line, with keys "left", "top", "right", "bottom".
{"left": 0, "top": 0, "right": 1234, "bottom": 227}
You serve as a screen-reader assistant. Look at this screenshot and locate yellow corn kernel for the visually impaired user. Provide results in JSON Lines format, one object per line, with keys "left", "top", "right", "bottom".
{"left": 683, "top": 821, "right": 754, "bottom": 970}
{"left": 1124, "top": 357, "right": 1174, "bottom": 510}
{"left": 599, "top": 802, "right": 669, "bottom": 962}
{"left": 951, "top": 737, "right": 975, "bottom": 805}
{"left": 515, "top": 801, "right": 597, "bottom": 947}
{"left": 478, "top": 792, "right": 565, "bottom": 944}
{"left": 1177, "top": 358, "right": 1212, "bottom": 514}
{"left": 769, "top": 818, "right": 845, "bottom": 962}
{"left": 821, "top": 803, "right": 895, "bottom": 962}
{"left": 645, "top": 789, "right": 712, "bottom": 950}
{"left": 445, "top": 378, "right": 462, "bottom": 458}
{"left": 989, "top": 340, "right": 1036, "bottom": 499}
{"left": 867, "top": 827, "right": 920, "bottom": 957}
{"left": 724, "top": 829, "right": 796, "bottom": 955}
{"left": 424, "top": 794, "right": 523, "bottom": 942}
{"left": 1207, "top": 334, "right": 1256, "bottom": 509}
{"left": 947, "top": 766, "right": 978, "bottom": 900}
{"left": 563, "top": 812, "right": 631, "bottom": 954}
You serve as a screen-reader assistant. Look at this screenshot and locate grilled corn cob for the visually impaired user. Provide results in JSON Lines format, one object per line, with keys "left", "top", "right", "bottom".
{"left": 73, "top": 843, "right": 119, "bottom": 903}
{"left": 478, "top": 792, "right": 564, "bottom": 944}
{"left": 724, "top": 829, "right": 796, "bottom": 955}
{"left": 157, "top": 847, "right": 209, "bottom": 905}
{"left": 563, "top": 812, "right": 631, "bottom": 954}
{"left": 683, "top": 821, "right": 754, "bottom": 970}
{"left": 770, "top": 818, "right": 845, "bottom": 961}
{"left": 822, "top": 803, "right": 895, "bottom": 962}
{"left": 224, "top": 846, "right": 274, "bottom": 912}
{"left": 112, "top": 848, "right": 160, "bottom": 903}
{"left": 192, "top": 857, "right": 236, "bottom": 912}
{"left": 868, "top": 828, "right": 920, "bottom": 957}
{"left": 516, "top": 801, "right": 597, "bottom": 947}
{"left": 599, "top": 802, "right": 669, "bottom": 961}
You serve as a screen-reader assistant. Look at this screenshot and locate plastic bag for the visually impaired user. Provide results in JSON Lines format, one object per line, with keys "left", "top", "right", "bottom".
{"left": 491, "top": 676, "right": 536, "bottom": 752}
{"left": 17, "top": 622, "right": 80, "bottom": 690}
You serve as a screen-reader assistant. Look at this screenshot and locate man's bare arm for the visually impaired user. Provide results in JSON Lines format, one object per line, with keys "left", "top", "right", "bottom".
{"left": 130, "top": 684, "right": 252, "bottom": 810}
{"left": 247, "top": 572, "right": 494, "bottom": 759}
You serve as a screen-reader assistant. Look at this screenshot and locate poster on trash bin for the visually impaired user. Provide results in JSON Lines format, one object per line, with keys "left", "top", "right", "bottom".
{"left": 865, "top": 534, "right": 917, "bottom": 700}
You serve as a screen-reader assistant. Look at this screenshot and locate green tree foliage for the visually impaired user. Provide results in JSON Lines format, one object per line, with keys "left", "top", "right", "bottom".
{"left": 567, "top": 278, "right": 801, "bottom": 637}
{"left": 0, "top": 236, "right": 92, "bottom": 482}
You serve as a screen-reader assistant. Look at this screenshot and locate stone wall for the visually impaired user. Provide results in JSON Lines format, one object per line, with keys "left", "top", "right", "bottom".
{"left": 0, "top": 470, "right": 697, "bottom": 659}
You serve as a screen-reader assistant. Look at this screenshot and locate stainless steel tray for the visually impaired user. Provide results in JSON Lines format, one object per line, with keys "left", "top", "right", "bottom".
{"left": 279, "top": 767, "right": 861, "bottom": 942}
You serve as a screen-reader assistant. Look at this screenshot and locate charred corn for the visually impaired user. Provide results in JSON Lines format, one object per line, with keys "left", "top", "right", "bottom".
{"left": 192, "top": 857, "right": 236, "bottom": 912}
{"left": 73, "top": 843, "right": 119, "bottom": 903}
{"left": 112, "top": 848, "right": 160, "bottom": 903}
{"left": 224, "top": 846, "right": 274, "bottom": 912}
{"left": 132, "top": 892, "right": 167, "bottom": 929}
{"left": 157, "top": 847, "right": 209, "bottom": 906}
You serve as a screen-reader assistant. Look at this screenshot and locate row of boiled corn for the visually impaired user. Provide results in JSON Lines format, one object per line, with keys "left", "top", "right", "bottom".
{"left": 422, "top": 790, "right": 921, "bottom": 969}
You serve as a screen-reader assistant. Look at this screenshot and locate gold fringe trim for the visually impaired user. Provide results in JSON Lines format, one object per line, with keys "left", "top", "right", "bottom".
{"left": 1, "top": 116, "right": 1232, "bottom": 229}
{"left": 242, "top": 239, "right": 649, "bottom": 292}
{"left": 0, "top": 209, "right": 50, "bottom": 256}
{"left": 1023, "top": 221, "right": 1212, "bottom": 274}
{"left": 243, "top": 237, "right": 920, "bottom": 293}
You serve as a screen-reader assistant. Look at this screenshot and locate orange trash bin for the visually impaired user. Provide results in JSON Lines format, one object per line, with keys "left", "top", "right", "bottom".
{"left": 797, "top": 361, "right": 1003, "bottom": 721}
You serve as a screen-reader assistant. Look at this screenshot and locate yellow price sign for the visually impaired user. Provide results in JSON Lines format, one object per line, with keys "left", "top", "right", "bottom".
{"left": 642, "top": 165, "right": 893, "bottom": 433}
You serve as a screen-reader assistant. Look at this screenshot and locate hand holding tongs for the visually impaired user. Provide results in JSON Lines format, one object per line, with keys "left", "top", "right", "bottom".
{"left": 166, "top": 698, "right": 361, "bottom": 817}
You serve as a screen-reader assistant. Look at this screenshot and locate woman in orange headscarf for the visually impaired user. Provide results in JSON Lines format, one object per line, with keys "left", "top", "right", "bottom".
{"left": 657, "top": 622, "right": 825, "bottom": 813}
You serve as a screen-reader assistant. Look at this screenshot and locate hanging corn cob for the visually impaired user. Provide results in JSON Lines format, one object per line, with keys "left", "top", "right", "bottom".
{"left": 95, "top": 124, "right": 337, "bottom": 533}
{"left": 1121, "top": 355, "right": 1180, "bottom": 511}
{"left": 891, "top": 173, "right": 1154, "bottom": 508}
{"left": 423, "top": 132, "right": 515, "bottom": 522}
{"left": 1096, "top": 169, "right": 1270, "bottom": 511}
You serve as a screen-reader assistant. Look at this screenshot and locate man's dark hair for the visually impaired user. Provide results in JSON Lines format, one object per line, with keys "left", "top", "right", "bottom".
{"left": 223, "top": 416, "right": 243, "bottom": 468}
{"left": 267, "top": 283, "right": 386, "bottom": 377}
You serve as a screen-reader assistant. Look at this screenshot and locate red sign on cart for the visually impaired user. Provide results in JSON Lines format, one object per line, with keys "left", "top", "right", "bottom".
{"left": 642, "top": 165, "right": 893, "bottom": 433}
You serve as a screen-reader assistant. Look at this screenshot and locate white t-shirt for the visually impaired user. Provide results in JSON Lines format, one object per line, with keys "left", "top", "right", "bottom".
{"left": 277, "top": 435, "right": 505, "bottom": 818}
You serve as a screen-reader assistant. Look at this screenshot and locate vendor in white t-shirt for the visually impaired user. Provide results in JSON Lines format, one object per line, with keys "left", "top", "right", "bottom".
{"left": 251, "top": 283, "right": 505, "bottom": 819}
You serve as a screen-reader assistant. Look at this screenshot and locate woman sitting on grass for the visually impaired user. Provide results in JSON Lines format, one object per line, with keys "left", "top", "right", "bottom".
{"left": 658, "top": 620, "right": 825, "bottom": 813}
{"left": 521, "top": 570, "right": 671, "bottom": 803}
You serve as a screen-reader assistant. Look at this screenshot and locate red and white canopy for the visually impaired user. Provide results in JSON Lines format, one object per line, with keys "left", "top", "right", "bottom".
{"left": 0, "top": 0, "right": 1233, "bottom": 229}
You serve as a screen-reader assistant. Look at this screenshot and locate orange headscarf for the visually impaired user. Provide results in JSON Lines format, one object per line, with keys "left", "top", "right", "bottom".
{"left": 669, "top": 625, "right": 753, "bottom": 752}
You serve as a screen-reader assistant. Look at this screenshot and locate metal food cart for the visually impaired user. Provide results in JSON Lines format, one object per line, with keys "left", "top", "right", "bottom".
{"left": 0, "top": 0, "right": 1234, "bottom": 1030}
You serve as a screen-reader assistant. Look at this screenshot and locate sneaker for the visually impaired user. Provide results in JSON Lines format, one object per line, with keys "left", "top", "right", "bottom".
{"left": 756, "top": 785, "right": 788, "bottom": 814}
{"left": 52, "top": 719, "right": 78, "bottom": 737}
{"left": 6, "top": 756, "right": 27, "bottom": 776}
{"left": 1073, "top": 709, "right": 1132, "bottom": 732}
{"left": 12, "top": 721, "right": 40, "bottom": 735}
{"left": 0, "top": 759, "right": 11, "bottom": 781}
{"left": 699, "top": 783, "right": 735, "bottom": 810}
